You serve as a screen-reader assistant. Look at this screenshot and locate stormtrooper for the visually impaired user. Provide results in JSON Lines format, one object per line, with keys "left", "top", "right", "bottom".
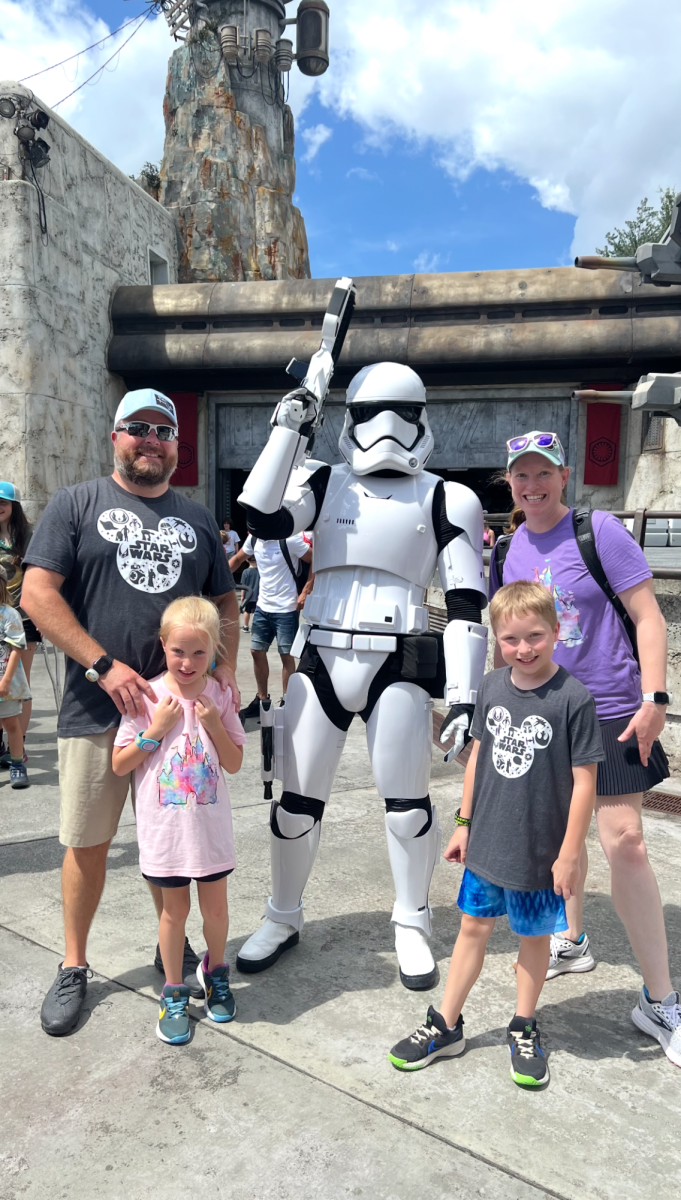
{"left": 236, "top": 283, "right": 488, "bottom": 989}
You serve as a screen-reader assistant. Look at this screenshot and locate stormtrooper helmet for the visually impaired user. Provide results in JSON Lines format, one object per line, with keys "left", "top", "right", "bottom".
{"left": 338, "top": 362, "right": 434, "bottom": 475}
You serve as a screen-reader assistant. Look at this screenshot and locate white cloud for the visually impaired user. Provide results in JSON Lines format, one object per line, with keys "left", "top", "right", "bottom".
{"left": 413, "top": 251, "right": 441, "bottom": 272}
{"left": 309, "top": 0, "right": 681, "bottom": 256}
{"left": 347, "top": 165, "right": 381, "bottom": 182}
{"left": 386, "top": 240, "right": 398, "bottom": 251}
{"left": 0, "top": 1, "right": 171, "bottom": 175}
{"left": 300, "top": 122, "right": 333, "bottom": 162}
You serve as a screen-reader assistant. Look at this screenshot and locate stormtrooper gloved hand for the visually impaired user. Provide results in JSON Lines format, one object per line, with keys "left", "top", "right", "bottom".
{"left": 439, "top": 703, "right": 475, "bottom": 762}
{"left": 273, "top": 388, "right": 319, "bottom": 436}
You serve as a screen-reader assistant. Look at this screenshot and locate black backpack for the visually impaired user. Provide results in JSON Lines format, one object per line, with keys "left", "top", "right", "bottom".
{"left": 493, "top": 508, "right": 639, "bottom": 663}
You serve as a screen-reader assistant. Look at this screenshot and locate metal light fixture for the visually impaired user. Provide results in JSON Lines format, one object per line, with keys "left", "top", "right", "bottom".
{"left": 0, "top": 97, "right": 16, "bottom": 119}
{"left": 219, "top": 23, "right": 239, "bottom": 63}
{"left": 30, "top": 109, "right": 49, "bottom": 130}
{"left": 29, "top": 138, "right": 50, "bottom": 170}
{"left": 274, "top": 37, "right": 293, "bottom": 72}
{"left": 295, "top": 0, "right": 329, "bottom": 77}
{"left": 253, "top": 28, "right": 272, "bottom": 64}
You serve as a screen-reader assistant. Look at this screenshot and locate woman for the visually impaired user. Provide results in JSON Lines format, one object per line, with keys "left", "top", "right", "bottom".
{"left": 482, "top": 517, "right": 496, "bottom": 548}
{"left": 0, "top": 481, "right": 40, "bottom": 754}
{"left": 488, "top": 431, "right": 680, "bottom": 1067}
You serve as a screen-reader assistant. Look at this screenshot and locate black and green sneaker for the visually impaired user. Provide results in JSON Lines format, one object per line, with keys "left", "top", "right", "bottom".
{"left": 157, "top": 983, "right": 191, "bottom": 1045}
{"left": 507, "top": 1015, "right": 549, "bottom": 1087}
{"left": 388, "top": 1005, "right": 465, "bottom": 1071}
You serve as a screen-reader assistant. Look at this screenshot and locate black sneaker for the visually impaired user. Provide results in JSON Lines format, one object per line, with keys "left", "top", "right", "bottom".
{"left": 154, "top": 937, "right": 203, "bottom": 999}
{"left": 40, "top": 963, "right": 91, "bottom": 1036}
{"left": 507, "top": 1015, "right": 549, "bottom": 1087}
{"left": 388, "top": 1005, "right": 465, "bottom": 1070}
{"left": 239, "top": 695, "right": 267, "bottom": 732}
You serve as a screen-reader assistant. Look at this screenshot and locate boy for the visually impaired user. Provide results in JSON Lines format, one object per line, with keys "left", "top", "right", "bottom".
{"left": 239, "top": 556, "right": 259, "bottom": 633}
{"left": 389, "top": 581, "right": 603, "bottom": 1088}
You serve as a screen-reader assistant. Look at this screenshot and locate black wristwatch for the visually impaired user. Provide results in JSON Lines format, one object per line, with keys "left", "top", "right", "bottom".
{"left": 642, "top": 691, "right": 672, "bottom": 706}
{"left": 85, "top": 655, "right": 114, "bottom": 683}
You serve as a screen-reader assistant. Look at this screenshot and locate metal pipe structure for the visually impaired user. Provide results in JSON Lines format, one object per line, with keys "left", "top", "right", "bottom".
{"left": 572, "top": 389, "right": 634, "bottom": 405}
{"left": 574, "top": 256, "right": 637, "bottom": 272}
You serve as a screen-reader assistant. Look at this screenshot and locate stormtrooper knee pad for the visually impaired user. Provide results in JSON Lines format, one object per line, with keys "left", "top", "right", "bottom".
{"left": 266, "top": 792, "right": 325, "bottom": 931}
{"left": 384, "top": 797, "right": 441, "bottom": 936}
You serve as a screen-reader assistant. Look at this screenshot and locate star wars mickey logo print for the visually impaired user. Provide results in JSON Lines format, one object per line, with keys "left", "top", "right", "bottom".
{"left": 486, "top": 706, "right": 552, "bottom": 779}
{"left": 97, "top": 509, "right": 197, "bottom": 593}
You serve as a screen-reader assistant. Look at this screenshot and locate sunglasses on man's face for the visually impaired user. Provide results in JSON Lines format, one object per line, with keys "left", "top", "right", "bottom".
{"left": 115, "top": 421, "right": 177, "bottom": 442}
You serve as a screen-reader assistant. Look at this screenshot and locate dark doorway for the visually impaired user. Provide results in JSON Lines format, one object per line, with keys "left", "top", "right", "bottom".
{"left": 217, "top": 468, "right": 250, "bottom": 545}
{"left": 431, "top": 468, "right": 511, "bottom": 532}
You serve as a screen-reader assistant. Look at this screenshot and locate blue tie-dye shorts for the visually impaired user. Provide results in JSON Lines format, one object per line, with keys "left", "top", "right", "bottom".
{"left": 457, "top": 867, "right": 568, "bottom": 937}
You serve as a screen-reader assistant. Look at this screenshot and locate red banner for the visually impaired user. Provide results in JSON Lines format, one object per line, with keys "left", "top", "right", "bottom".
{"left": 584, "top": 402, "right": 621, "bottom": 486}
{"left": 168, "top": 393, "right": 198, "bottom": 487}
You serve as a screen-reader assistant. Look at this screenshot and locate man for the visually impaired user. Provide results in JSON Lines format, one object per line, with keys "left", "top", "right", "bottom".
{"left": 22, "top": 389, "right": 239, "bottom": 1037}
{"left": 222, "top": 519, "right": 240, "bottom": 558}
{"left": 229, "top": 532, "right": 311, "bottom": 725}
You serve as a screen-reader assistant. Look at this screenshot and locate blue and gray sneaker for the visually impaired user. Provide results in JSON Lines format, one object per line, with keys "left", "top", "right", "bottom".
{"left": 507, "top": 1015, "right": 549, "bottom": 1087}
{"left": 388, "top": 1005, "right": 465, "bottom": 1070}
{"left": 196, "top": 954, "right": 236, "bottom": 1023}
{"left": 157, "top": 983, "right": 191, "bottom": 1044}
{"left": 632, "top": 987, "right": 681, "bottom": 1067}
{"left": 9, "top": 761, "right": 30, "bottom": 789}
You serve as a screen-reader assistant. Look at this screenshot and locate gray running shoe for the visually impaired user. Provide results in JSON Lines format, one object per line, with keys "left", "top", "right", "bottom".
{"left": 546, "top": 932, "right": 595, "bottom": 979}
{"left": 157, "top": 984, "right": 191, "bottom": 1045}
{"left": 10, "top": 761, "right": 30, "bottom": 789}
{"left": 154, "top": 937, "right": 203, "bottom": 999}
{"left": 632, "top": 987, "right": 681, "bottom": 1067}
{"left": 41, "top": 963, "right": 91, "bottom": 1036}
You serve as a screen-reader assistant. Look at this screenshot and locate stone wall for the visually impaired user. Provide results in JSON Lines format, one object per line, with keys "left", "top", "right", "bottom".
{"left": 159, "top": 0, "right": 310, "bottom": 283}
{"left": 0, "top": 83, "right": 179, "bottom": 524}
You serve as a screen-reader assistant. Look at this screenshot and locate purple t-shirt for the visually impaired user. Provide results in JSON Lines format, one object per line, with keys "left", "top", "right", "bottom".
{"left": 489, "top": 510, "right": 652, "bottom": 721}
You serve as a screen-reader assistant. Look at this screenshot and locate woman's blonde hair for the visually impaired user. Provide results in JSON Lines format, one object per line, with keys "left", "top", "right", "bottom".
{"left": 489, "top": 580, "right": 557, "bottom": 634}
{"left": 159, "top": 595, "right": 223, "bottom": 672}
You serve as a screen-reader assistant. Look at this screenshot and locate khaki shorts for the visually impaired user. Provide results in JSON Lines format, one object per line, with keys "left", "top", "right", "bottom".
{"left": 58, "top": 728, "right": 133, "bottom": 848}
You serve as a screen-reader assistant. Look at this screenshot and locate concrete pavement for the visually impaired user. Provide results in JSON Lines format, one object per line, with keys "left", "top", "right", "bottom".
{"left": 1, "top": 638, "right": 681, "bottom": 1199}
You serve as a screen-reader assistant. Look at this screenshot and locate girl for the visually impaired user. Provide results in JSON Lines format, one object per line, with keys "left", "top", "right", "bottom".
{"left": 0, "top": 564, "right": 31, "bottom": 789}
{"left": 0, "top": 481, "right": 39, "bottom": 756}
{"left": 113, "top": 595, "right": 245, "bottom": 1046}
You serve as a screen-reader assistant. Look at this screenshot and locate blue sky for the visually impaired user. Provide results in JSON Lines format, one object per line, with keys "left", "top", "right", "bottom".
{"left": 3, "top": 0, "right": 680, "bottom": 276}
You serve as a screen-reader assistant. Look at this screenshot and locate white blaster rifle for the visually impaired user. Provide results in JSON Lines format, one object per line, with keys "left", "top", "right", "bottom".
{"left": 239, "top": 277, "right": 356, "bottom": 515}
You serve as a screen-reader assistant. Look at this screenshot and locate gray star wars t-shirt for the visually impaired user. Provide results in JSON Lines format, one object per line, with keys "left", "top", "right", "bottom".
{"left": 465, "top": 666, "right": 604, "bottom": 892}
{"left": 24, "top": 477, "right": 234, "bottom": 738}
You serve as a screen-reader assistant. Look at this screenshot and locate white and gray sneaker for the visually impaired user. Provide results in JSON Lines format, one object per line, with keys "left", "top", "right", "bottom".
{"left": 632, "top": 988, "right": 681, "bottom": 1067}
{"left": 546, "top": 932, "right": 595, "bottom": 980}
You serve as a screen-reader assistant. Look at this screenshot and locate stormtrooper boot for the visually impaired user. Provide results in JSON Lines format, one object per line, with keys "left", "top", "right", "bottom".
{"left": 236, "top": 795, "right": 322, "bottom": 974}
{"left": 385, "top": 797, "right": 441, "bottom": 990}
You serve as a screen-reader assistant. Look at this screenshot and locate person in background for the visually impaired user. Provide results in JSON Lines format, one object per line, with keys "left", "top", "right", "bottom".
{"left": 21, "top": 388, "right": 239, "bottom": 1038}
{"left": 229, "top": 532, "right": 312, "bottom": 724}
{"left": 0, "top": 481, "right": 40, "bottom": 763}
{"left": 488, "top": 430, "right": 681, "bottom": 1068}
{"left": 483, "top": 518, "right": 496, "bottom": 548}
{"left": 239, "top": 555, "right": 259, "bottom": 633}
{"left": 0, "top": 564, "right": 32, "bottom": 789}
{"left": 222, "top": 520, "right": 240, "bottom": 559}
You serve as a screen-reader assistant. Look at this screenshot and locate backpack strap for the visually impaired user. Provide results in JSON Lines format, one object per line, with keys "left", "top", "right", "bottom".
{"left": 492, "top": 533, "right": 513, "bottom": 587}
{"left": 279, "top": 538, "right": 304, "bottom": 593}
{"left": 572, "top": 508, "right": 639, "bottom": 664}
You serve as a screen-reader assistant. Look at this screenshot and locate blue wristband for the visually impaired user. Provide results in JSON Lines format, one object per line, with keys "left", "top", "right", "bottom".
{"left": 135, "top": 731, "right": 160, "bottom": 753}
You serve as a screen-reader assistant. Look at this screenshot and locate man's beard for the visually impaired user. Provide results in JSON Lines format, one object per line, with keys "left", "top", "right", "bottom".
{"left": 114, "top": 444, "right": 177, "bottom": 487}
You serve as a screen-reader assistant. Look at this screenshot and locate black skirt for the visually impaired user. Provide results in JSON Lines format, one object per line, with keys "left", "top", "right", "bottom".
{"left": 597, "top": 716, "right": 669, "bottom": 797}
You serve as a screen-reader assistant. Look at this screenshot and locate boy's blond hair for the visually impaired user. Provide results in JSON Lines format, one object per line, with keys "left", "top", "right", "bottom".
{"left": 159, "top": 595, "right": 223, "bottom": 671}
{"left": 489, "top": 580, "right": 556, "bottom": 633}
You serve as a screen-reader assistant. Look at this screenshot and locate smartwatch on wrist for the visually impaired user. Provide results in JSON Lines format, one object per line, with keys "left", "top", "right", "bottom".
{"left": 642, "top": 691, "right": 672, "bottom": 706}
{"left": 135, "top": 731, "right": 160, "bottom": 753}
{"left": 85, "top": 654, "right": 114, "bottom": 683}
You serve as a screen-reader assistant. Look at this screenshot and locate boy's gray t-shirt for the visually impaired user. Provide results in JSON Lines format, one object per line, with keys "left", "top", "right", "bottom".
{"left": 24, "top": 477, "right": 234, "bottom": 738}
{"left": 466, "top": 665, "right": 604, "bottom": 892}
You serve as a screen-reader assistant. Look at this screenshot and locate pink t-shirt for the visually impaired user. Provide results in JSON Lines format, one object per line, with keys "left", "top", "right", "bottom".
{"left": 114, "top": 675, "right": 246, "bottom": 879}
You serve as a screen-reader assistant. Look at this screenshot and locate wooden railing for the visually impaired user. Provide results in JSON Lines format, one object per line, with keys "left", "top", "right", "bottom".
{"left": 484, "top": 510, "right": 681, "bottom": 580}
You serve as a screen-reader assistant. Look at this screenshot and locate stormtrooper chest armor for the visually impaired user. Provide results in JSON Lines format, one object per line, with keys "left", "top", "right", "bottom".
{"left": 303, "top": 465, "right": 440, "bottom": 642}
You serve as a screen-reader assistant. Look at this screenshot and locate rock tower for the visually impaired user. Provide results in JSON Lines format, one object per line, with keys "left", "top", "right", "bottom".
{"left": 159, "top": 0, "right": 312, "bottom": 282}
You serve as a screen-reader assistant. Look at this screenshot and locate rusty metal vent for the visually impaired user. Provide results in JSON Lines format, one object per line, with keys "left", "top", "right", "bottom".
{"left": 642, "top": 790, "right": 681, "bottom": 815}
{"left": 212, "top": 319, "right": 274, "bottom": 330}
{"left": 521, "top": 305, "right": 592, "bottom": 318}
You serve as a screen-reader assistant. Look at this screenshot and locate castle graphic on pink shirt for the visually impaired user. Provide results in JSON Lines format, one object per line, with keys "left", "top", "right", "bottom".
{"left": 158, "top": 732, "right": 219, "bottom": 808}
{"left": 533, "top": 562, "right": 584, "bottom": 648}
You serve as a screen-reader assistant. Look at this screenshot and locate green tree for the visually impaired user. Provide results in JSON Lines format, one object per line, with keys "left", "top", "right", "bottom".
{"left": 596, "top": 186, "right": 678, "bottom": 255}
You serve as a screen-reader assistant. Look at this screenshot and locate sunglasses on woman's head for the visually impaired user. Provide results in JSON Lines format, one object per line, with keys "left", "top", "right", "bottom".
{"left": 507, "top": 432, "right": 560, "bottom": 454}
{"left": 115, "top": 421, "right": 177, "bottom": 442}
